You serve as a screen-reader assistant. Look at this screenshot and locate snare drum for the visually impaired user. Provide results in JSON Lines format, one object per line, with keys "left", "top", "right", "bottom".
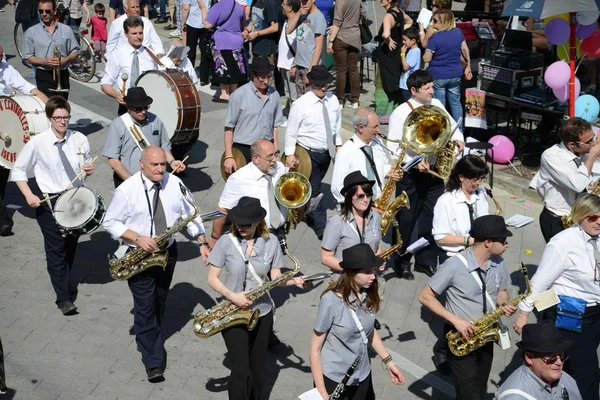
{"left": 54, "top": 187, "right": 106, "bottom": 237}
{"left": 135, "top": 69, "right": 201, "bottom": 144}
{"left": 0, "top": 95, "right": 49, "bottom": 169}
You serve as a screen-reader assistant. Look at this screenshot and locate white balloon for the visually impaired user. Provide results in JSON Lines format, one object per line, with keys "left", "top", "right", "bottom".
{"left": 576, "top": 10, "right": 600, "bottom": 25}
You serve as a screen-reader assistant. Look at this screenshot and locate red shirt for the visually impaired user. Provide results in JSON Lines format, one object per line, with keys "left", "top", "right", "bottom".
{"left": 90, "top": 15, "right": 108, "bottom": 41}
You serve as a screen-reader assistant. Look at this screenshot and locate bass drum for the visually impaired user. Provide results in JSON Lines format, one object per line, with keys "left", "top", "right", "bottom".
{"left": 0, "top": 95, "right": 49, "bottom": 169}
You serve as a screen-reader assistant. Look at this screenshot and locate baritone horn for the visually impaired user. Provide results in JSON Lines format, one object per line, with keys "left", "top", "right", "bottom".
{"left": 274, "top": 171, "right": 311, "bottom": 231}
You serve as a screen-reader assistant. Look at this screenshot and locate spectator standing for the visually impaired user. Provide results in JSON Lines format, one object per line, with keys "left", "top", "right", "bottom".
{"left": 88, "top": 3, "right": 108, "bottom": 62}
{"left": 315, "top": 0, "right": 333, "bottom": 25}
{"left": 399, "top": 26, "right": 420, "bottom": 101}
{"left": 182, "top": 0, "right": 212, "bottom": 84}
{"left": 109, "top": 0, "right": 125, "bottom": 22}
{"left": 278, "top": 0, "right": 300, "bottom": 110}
{"left": 61, "top": 0, "right": 90, "bottom": 28}
{"left": 401, "top": 0, "right": 420, "bottom": 21}
{"left": 245, "top": 0, "right": 280, "bottom": 60}
{"left": 419, "top": 0, "right": 450, "bottom": 48}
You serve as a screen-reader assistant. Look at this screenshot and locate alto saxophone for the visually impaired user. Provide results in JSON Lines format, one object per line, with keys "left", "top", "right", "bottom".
{"left": 109, "top": 183, "right": 200, "bottom": 281}
{"left": 446, "top": 263, "right": 531, "bottom": 357}
{"left": 192, "top": 243, "right": 301, "bottom": 338}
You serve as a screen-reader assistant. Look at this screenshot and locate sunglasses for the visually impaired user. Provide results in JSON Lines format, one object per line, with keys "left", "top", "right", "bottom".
{"left": 586, "top": 214, "right": 600, "bottom": 223}
{"left": 237, "top": 223, "right": 253, "bottom": 229}
{"left": 51, "top": 116, "right": 71, "bottom": 121}
{"left": 130, "top": 106, "right": 150, "bottom": 112}
{"left": 355, "top": 193, "right": 373, "bottom": 200}
{"left": 38, "top": 9, "right": 53, "bottom": 14}
{"left": 537, "top": 353, "right": 569, "bottom": 364}
{"left": 489, "top": 238, "right": 508, "bottom": 245}
{"left": 433, "top": 18, "right": 439, "bottom": 23}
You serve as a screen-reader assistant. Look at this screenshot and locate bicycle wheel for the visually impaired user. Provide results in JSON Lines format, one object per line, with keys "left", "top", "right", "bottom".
{"left": 68, "top": 32, "right": 96, "bottom": 82}
{"left": 13, "top": 23, "right": 33, "bottom": 68}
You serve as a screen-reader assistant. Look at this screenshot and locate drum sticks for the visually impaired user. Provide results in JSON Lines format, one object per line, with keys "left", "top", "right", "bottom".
{"left": 121, "top": 73, "right": 129, "bottom": 96}
{"left": 129, "top": 125, "right": 149, "bottom": 148}
{"left": 65, "top": 155, "right": 98, "bottom": 189}
{"left": 174, "top": 155, "right": 189, "bottom": 174}
{"left": 38, "top": 194, "right": 60, "bottom": 204}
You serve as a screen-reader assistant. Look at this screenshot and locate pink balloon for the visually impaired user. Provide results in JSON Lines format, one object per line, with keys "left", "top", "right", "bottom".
{"left": 552, "top": 78, "right": 581, "bottom": 102}
{"left": 546, "top": 18, "right": 570, "bottom": 45}
{"left": 487, "top": 135, "right": 515, "bottom": 164}
{"left": 544, "top": 61, "right": 571, "bottom": 89}
{"left": 576, "top": 23, "right": 596, "bottom": 40}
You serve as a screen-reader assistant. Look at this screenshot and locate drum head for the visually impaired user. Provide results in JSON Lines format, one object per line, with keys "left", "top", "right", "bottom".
{"left": 0, "top": 95, "right": 49, "bottom": 169}
{"left": 54, "top": 187, "right": 98, "bottom": 229}
{"left": 136, "top": 71, "right": 180, "bottom": 140}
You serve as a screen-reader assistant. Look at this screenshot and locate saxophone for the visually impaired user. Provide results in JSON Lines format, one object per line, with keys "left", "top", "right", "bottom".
{"left": 446, "top": 263, "right": 531, "bottom": 357}
{"left": 562, "top": 180, "right": 600, "bottom": 228}
{"left": 109, "top": 183, "right": 200, "bottom": 281}
{"left": 192, "top": 244, "right": 301, "bottom": 338}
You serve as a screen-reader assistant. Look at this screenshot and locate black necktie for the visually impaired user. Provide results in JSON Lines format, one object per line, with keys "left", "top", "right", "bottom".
{"left": 152, "top": 183, "right": 167, "bottom": 236}
{"left": 466, "top": 203, "right": 475, "bottom": 226}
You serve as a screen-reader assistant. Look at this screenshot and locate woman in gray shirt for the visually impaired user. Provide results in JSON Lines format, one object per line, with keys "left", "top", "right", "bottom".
{"left": 310, "top": 244, "right": 405, "bottom": 398}
{"left": 206, "top": 196, "right": 305, "bottom": 400}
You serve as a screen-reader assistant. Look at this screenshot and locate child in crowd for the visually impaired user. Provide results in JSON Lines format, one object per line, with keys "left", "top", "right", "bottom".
{"left": 399, "top": 26, "right": 421, "bottom": 101}
{"left": 88, "top": 3, "right": 108, "bottom": 62}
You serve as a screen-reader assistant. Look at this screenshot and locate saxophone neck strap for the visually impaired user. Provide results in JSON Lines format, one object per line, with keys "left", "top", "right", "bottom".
{"left": 455, "top": 253, "right": 496, "bottom": 311}
{"left": 350, "top": 138, "right": 383, "bottom": 190}
{"left": 228, "top": 233, "right": 264, "bottom": 285}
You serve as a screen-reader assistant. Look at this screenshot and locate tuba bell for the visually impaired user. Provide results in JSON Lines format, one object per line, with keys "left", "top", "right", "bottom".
{"left": 403, "top": 105, "right": 455, "bottom": 180}
{"left": 274, "top": 171, "right": 312, "bottom": 231}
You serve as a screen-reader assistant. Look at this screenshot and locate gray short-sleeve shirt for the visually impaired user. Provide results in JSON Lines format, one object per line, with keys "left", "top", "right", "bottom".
{"left": 207, "top": 233, "right": 284, "bottom": 316}
{"left": 496, "top": 365, "right": 582, "bottom": 400}
{"left": 428, "top": 247, "right": 511, "bottom": 322}
{"left": 103, "top": 113, "right": 172, "bottom": 175}
{"left": 314, "top": 291, "right": 375, "bottom": 385}
{"left": 295, "top": 11, "right": 327, "bottom": 68}
{"left": 22, "top": 22, "right": 80, "bottom": 71}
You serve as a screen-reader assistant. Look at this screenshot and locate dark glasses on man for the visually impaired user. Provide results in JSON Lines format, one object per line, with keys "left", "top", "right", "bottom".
{"left": 586, "top": 214, "right": 600, "bottom": 223}
{"left": 130, "top": 106, "right": 149, "bottom": 112}
{"left": 537, "top": 353, "right": 569, "bottom": 364}
{"left": 38, "top": 9, "right": 53, "bottom": 14}
{"left": 490, "top": 238, "right": 508, "bottom": 245}
{"left": 355, "top": 193, "right": 373, "bottom": 200}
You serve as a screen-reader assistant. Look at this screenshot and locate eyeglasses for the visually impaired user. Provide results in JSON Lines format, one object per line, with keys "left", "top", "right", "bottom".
{"left": 51, "top": 116, "right": 71, "bottom": 121}
{"left": 538, "top": 353, "right": 569, "bottom": 364}
{"left": 433, "top": 18, "right": 439, "bottom": 23}
{"left": 355, "top": 193, "right": 373, "bottom": 200}
{"left": 361, "top": 124, "right": 380, "bottom": 130}
{"left": 586, "top": 214, "right": 600, "bottom": 223}
{"left": 257, "top": 150, "right": 281, "bottom": 162}
{"left": 38, "top": 9, "right": 53, "bottom": 14}
{"left": 468, "top": 177, "right": 484, "bottom": 183}
{"left": 576, "top": 138, "right": 594, "bottom": 145}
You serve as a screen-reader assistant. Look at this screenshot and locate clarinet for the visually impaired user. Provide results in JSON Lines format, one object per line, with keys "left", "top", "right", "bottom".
{"left": 329, "top": 356, "right": 360, "bottom": 400}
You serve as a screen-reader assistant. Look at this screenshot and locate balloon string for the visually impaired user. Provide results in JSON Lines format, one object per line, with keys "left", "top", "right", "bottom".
{"left": 562, "top": 43, "right": 570, "bottom": 63}
{"left": 576, "top": 54, "right": 586, "bottom": 74}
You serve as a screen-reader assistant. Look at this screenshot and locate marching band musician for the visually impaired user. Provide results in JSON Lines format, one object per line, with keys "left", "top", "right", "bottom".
{"left": 101, "top": 16, "right": 159, "bottom": 116}
{"left": 418, "top": 215, "right": 516, "bottom": 400}
{"left": 102, "top": 146, "right": 209, "bottom": 383}
{"left": 11, "top": 96, "right": 94, "bottom": 316}
{"left": 330, "top": 108, "right": 403, "bottom": 204}
{"left": 310, "top": 243, "right": 405, "bottom": 399}
{"left": 432, "top": 155, "right": 490, "bottom": 264}
{"left": 514, "top": 193, "right": 600, "bottom": 400}
{"left": 388, "top": 70, "right": 464, "bottom": 280}
{"left": 22, "top": 0, "right": 80, "bottom": 100}
{"left": 533, "top": 117, "right": 600, "bottom": 243}
{"left": 222, "top": 57, "right": 284, "bottom": 174}
{"left": 206, "top": 196, "right": 305, "bottom": 400}
{"left": 102, "top": 87, "right": 185, "bottom": 188}
{"left": 285, "top": 65, "right": 342, "bottom": 239}
{"left": 166, "top": 43, "right": 201, "bottom": 92}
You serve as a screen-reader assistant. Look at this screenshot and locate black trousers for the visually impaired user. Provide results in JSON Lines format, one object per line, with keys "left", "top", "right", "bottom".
{"left": 541, "top": 304, "right": 600, "bottom": 400}
{"left": 323, "top": 373, "right": 375, "bottom": 400}
{"left": 447, "top": 335, "right": 494, "bottom": 400}
{"left": 306, "top": 149, "right": 331, "bottom": 231}
{"left": 0, "top": 167, "right": 12, "bottom": 229}
{"left": 395, "top": 169, "right": 445, "bottom": 267}
{"left": 36, "top": 69, "right": 70, "bottom": 100}
{"left": 186, "top": 25, "right": 213, "bottom": 83}
{"left": 0, "top": 334, "right": 6, "bottom": 392}
{"left": 127, "top": 242, "right": 178, "bottom": 370}
{"left": 221, "top": 311, "right": 273, "bottom": 400}
{"left": 113, "top": 172, "right": 124, "bottom": 189}
{"left": 36, "top": 198, "right": 80, "bottom": 305}
{"left": 539, "top": 209, "right": 565, "bottom": 243}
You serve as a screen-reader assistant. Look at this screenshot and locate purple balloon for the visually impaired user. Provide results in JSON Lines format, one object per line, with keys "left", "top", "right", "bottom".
{"left": 546, "top": 18, "right": 570, "bottom": 45}
{"left": 544, "top": 61, "right": 571, "bottom": 89}
{"left": 576, "top": 23, "right": 596, "bottom": 40}
{"left": 552, "top": 78, "right": 581, "bottom": 102}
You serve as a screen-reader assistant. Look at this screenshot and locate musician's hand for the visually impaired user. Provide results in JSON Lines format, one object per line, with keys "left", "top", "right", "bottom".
{"left": 290, "top": 276, "right": 309, "bottom": 289}
{"left": 417, "top": 159, "right": 430, "bottom": 173}
{"left": 317, "top": 388, "right": 329, "bottom": 399}
{"left": 230, "top": 291, "right": 253, "bottom": 308}
{"left": 589, "top": 141, "right": 600, "bottom": 159}
{"left": 199, "top": 245, "right": 211, "bottom": 266}
{"left": 455, "top": 140, "right": 465, "bottom": 156}
{"left": 502, "top": 304, "right": 517, "bottom": 318}
{"left": 45, "top": 56, "right": 60, "bottom": 68}
{"left": 224, "top": 157, "right": 237, "bottom": 174}
{"left": 386, "top": 168, "right": 403, "bottom": 182}
{"left": 82, "top": 163, "right": 94, "bottom": 176}
{"left": 379, "top": 261, "right": 386, "bottom": 272}
{"left": 171, "top": 160, "right": 186, "bottom": 173}
{"left": 386, "top": 362, "right": 406, "bottom": 385}
{"left": 513, "top": 312, "right": 529, "bottom": 334}
{"left": 453, "top": 318, "right": 476, "bottom": 339}
{"left": 60, "top": 57, "right": 70, "bottom": 66}
{"left": 26, "top": 194, "right": 41, "bottom": 208}
{"left": 285, "top": 154, "right": 297, "bottom": 169}
{"left": 136, "top": 236, "right": 158, "bottom": 252}
{"left": 116, "top": 93, "right": 125, "bottom": 105}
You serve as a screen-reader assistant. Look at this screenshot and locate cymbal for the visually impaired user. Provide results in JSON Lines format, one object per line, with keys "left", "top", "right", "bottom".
{"left": 220, "top": 148, "right": 247, "bottom": 181}
{"left": 287, "top": 145, "right": 312, "bottom": 179}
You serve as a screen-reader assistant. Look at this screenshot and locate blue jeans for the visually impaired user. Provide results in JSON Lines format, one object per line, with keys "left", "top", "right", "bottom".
{"left": 433, "top": 77, "right": 463, "bottom": 131}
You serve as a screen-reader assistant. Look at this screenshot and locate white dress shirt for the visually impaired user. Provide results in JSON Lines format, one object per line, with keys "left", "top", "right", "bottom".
{"left": 331, "top": 134, "right": 392, "bottom": 203}
{"left": 218, "top": 162, "right": 288, "bottom": 229}
{"left": 103, "top": 171, "right": 204, "bottom": 247}
{"left": 0, "top": 58, "right": 36, "bottom": 95}
{"left": 284, "top": 91, "right": 342, "bottom": 155}
{"left": 105, "top": 15, "right": 164, "bottom": 58}
{"left": 520, "top": 226, "right": 600, "bottom": 312}
{"left": 11, "top": 128, "right": 91, "bottom": 194}
{"left": 101, "top": 44, "right": 158, "bottom": 92}
{"left": 178, "top": 57, "right": 200, "bottom": 91}
{"left": 387, "top": 98, "right": 464, "bottom": 164}
{"left": 432, "top": 188, "right": 490, "bottom": 253}
{"left": 536, "top": 142, "right": 593, "bottom": 216}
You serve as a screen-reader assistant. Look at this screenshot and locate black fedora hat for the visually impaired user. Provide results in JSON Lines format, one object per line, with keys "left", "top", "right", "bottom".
{"left": 339, "top": 243, "right": 384, "bottom": 270}
{"left": 469, "top": 215, "right": 512, "bottom": 240}
{"left": 340, "top": 171, "right": 375, "bottom": 196}
{"left": 307, "top": 65, "right": 334, "bottom": 86}
{"left": 123, "top": 87, "right": 153, "bottom": 108}
{"left": 516, "top": 321, "right": 573, "bottom": 353}
{"left": 250, "top": 55, "right": 274, "bottom": 74}
{"left": 227, "top": 196, "right": 267, "bottom": 225}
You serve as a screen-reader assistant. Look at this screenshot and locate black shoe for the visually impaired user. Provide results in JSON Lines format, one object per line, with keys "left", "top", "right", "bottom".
{"left": 0, "top": 224, "right": 13, "bottom": 236}
{"left": 414, "top": 264, "right": 437, "bottom": 277}
{"left": 200, "top": 81, "right": 210, "bottom": 86}
{"left": 394, "top": 260, "right": 414, "bottom": 280}
{"left": 155, "top": 16, "right": 168, "bottom": 23}
{"left": 146, "top": 367, "right": 164, "bottom": 382}
{"left": 58, "top": 300, "right": 78, "bottom": 315}
{"left": 164, "top": 23, "right": 177, "bottom": 30}
{"left": 374, "top": 319, "right": 381, "bottom": 330}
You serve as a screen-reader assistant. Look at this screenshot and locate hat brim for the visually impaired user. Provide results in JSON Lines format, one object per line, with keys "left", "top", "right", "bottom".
{"left": 516, "top": 338, "right": 573, "bottom": 354}
{"left": 340, "top": 178, "right": 377, "bottom": 196}
{"left": 227, "top": 208, "right": 267, "bottom": 226}
{"left": 308, "top": 74, "right": 334, "bottom": 86}
{"left": 250, "top": 65, "right": 275, "bottom": 74}
{"left": 123, "top": 96, "right": 154, "bottom": 108}
{"left": 471, "top": 226, "right": 513, "bottom": 240}
{"left": 339, "top": 255, "right": 385, "bottom": 270}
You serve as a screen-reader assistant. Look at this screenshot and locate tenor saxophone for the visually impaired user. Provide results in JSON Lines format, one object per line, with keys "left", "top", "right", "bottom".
{"left": 446, "top": 263, "right": 531, "bottom": 357}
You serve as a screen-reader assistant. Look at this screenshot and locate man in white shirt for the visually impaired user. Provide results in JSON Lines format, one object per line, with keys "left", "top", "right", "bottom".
{"left": 331, "top": 107, "right": 403, "bottom": 204}
{"left": 387, "top": 70, "right": 464, "bottom": 280}
{"left": 103, "top": 145, "right": 208, "bottom": 383}
{"left": 285, "top": 65, "right": 341, "bottom": 239}
{"left": 105, "top": 0, "right": 164, "bottom": 58}
{"left": 534, "top": 117, "right": 600, "bottom": 243}
{"left": 101, "top": 17, "right": 159, "bottom": 115}
{"left": 11, "top": 97, "right": 94, "bottom": 316}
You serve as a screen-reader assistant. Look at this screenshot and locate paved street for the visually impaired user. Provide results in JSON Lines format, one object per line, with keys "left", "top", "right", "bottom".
{"left": 0, "top": 3, "right": 573, "bottom": 400}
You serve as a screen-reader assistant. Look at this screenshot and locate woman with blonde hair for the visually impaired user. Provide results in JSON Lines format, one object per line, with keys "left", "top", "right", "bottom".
{"left": 514, "top": 193, "right": 600, "bottom": 400}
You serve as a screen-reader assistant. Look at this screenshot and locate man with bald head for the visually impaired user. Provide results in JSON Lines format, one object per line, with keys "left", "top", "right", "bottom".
{"left": 103, "top": 145, "right": 209, "bottom": 382}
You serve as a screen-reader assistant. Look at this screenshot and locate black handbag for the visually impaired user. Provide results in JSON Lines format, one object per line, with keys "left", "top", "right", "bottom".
{"left": 359, "top": 16, "right": 372, "bottom": 45}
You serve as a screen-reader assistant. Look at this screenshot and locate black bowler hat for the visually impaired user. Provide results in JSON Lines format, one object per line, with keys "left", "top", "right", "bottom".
{"left": 250, "top": 55, "right": 274, "bottom": 74}
{"left": 469, "top": 215, "right": 512, "bottom": 240}
{"left": 123, "top": 87, "right": 153, "bottom": 108}
{"left": 340, "top": 171, "right": 375, "bottom": 196}
{"left": 516, "top": 321, "right": 573, "bottom": 353}
{"left": 307, "top": 65, "right": 334, "bottom": 86}
{"left": 227, "top": 196, "right": 267, "bottom": 225}
{"left": 339, "top": 243, "right": 385, "bottom": 270}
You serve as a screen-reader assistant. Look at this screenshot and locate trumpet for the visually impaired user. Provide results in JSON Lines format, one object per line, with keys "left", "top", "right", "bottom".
{"left": 50, "top": 46, "right": 69, "bottom": 94}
